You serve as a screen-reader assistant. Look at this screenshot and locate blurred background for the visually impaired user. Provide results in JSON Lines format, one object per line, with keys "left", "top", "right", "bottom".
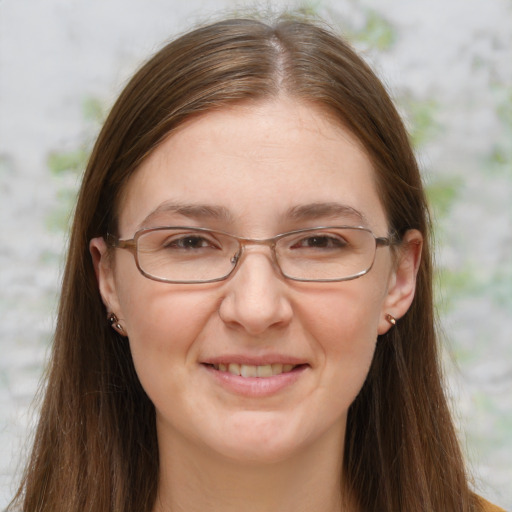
{"left": 0, "top": 0, "right": 510, "bottom": 509}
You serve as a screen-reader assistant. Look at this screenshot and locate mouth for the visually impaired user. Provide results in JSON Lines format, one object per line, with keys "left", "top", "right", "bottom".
{"left": 204, "top": 363, "right": 307, "bottom": 378}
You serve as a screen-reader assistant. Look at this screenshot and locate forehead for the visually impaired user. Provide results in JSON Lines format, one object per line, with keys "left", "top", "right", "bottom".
{"left": 116, "top": 97, "right": 387, "bottom": 235}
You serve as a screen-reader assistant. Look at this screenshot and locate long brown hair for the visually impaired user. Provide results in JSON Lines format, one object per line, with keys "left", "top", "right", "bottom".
{"left": 10, "top": 16, "right": 480, "bottom": 512}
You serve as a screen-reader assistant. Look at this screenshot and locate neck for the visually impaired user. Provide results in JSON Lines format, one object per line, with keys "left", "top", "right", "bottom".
{"left": 152, "top": 425, "right": 357, "bottom": 512}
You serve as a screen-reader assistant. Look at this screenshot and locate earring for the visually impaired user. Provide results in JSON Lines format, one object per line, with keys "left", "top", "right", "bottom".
{"left": 385, "top": 313, "right": 397, "bottom": 326}
{"left": 108, "top": 312, "right": 124, "bottom": 333}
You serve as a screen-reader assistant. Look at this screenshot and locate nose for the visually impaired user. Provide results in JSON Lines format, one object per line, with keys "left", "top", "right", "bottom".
{"left": 218, "top": 249, "right": 293, "bottom": 335}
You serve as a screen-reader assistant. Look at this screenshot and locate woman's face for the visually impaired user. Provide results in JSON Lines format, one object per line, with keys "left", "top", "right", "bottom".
{"left": 92, "top": 97, "right": 420, "bottom": 464}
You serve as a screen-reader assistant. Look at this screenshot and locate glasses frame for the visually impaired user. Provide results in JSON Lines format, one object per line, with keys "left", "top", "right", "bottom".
{"left": 106, "top": 225, "right": 397, "bottom": 284}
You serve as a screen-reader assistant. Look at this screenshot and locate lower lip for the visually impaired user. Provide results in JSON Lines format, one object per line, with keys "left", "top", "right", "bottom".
{"left": 201, "top": 364, "right": 308, "bottom": 397}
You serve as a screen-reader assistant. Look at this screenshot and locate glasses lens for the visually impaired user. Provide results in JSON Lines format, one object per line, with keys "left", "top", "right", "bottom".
{"left": 136, "top": 228, "right": 238, "bottom": 282}
{"left": 276, "top": 227, "right": 377, "bottom": 281}
{"left": 133, "top": 227, "right": 378, "bottom": 283}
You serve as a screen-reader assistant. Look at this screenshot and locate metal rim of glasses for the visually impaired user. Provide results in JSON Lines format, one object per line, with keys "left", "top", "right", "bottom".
{"left": 105, "top": 225, "right": 398, "bottom": 284}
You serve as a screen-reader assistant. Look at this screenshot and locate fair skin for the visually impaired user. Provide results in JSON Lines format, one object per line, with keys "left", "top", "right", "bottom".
{"left": 91, "top": 97, "right": 422, "bottom": 512}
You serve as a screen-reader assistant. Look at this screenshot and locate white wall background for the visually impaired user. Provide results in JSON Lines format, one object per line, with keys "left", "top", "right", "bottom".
{"left": 1, "top": 0, "right": 511, "bottom": 509}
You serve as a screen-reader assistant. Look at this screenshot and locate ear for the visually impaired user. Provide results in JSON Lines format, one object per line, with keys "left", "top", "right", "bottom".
{"left": 378, "top": 229, "right": 423, "bottom": 335}
{"left": 89, "top": 237, "right": 125, "bottom": 333}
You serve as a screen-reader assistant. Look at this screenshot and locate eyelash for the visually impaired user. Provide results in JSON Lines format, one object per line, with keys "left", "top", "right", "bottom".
{"left": 289, "top": 234, "right": 348, "bottom": 249}
{"left": 163, "top": 234, "right": 220, "bottom": 250}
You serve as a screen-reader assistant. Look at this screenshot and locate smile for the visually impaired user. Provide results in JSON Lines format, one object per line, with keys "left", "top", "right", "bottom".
{"left": 201, "top": 361, "right": 309, "bottom": 397}
{"left": 210, "top": 363, "right": 299, "bottom": 377}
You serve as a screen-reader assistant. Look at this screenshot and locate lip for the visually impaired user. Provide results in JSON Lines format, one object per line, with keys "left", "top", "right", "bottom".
{"left": 203, "top": 354, "right": 308, "bottom": 366}
{"left": 200, "top": 357, "right": 309, "bottom": 397}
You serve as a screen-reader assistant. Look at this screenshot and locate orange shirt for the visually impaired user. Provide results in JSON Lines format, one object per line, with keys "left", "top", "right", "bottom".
{"left": 478, "top": 495, "right": 508, "bottom": 512}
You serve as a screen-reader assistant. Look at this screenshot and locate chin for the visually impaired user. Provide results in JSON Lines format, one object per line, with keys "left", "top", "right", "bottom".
{"left": 203, "top": 412, "right": 316, "bottom": 465}
{"left": 215, "top": 439, "right": 303, "bottom": 466}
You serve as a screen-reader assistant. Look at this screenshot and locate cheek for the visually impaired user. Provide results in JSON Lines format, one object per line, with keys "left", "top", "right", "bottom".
{"left": 297, "top": 281, "right": 385, "bottom": 388}
{"left": 301, "top": 279, "right": 385, "bottom": 347}
{"left": 318, "top": 301, "right": 377, "bottom": 384}
{"left": 118, "top": 274, "right": 212, "bottom": 339}
{"left": 114, "top": 277, "right": 217, "bottom": 384}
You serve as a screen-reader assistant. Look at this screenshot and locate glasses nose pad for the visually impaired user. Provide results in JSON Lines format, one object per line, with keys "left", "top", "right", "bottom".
{"left": 230, "top": 248, "right": 242, "bottom": 266}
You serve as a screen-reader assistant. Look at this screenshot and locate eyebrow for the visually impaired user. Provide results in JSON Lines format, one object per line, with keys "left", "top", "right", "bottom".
{"left": 138, "top": 201, "right": 234, "bottom": 229}
{"left": 137, "top": 200, "right": 367, "bottom": 230}
{"left": 285, "top": 202, "right": 368, "bottom": 225}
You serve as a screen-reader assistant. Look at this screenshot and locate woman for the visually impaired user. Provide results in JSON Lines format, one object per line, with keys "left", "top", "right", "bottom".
{"left": 9, "top": 16, "right": 504, "bottom": 512}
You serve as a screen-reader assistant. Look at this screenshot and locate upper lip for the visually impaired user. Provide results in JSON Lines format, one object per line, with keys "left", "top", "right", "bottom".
{"left": 201, "top": 354, "right": 309, "bottom": 366}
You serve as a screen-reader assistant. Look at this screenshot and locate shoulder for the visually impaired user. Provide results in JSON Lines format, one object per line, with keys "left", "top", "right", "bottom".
{"left": 476, "top": 495, "right": 508, "bottom": 512}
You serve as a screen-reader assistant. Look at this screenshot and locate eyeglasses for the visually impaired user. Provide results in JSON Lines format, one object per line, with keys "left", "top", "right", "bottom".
{"left": 106, "top": 226, "right": 396, "bottom": 284}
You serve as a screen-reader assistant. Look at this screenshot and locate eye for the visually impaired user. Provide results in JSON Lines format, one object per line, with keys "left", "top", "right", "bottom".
{"left": 162, "top": 233, "right": 221, "bottom": 250}
{"left": 291, "top": 234, "right": 348, "bottom": 249}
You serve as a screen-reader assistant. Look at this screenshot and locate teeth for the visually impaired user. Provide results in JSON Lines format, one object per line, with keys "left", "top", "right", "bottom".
{"left": 228, "top": 363, "right": 240, "bottom": 375}
{"left": 257, "top": 365, "right": 273, "bottom": 377}
{"left": 213, "top": 363, "right": 298, "bottom": 377}
{"left": 241, "top": 364, "right": 258, "bottom": 377}
{"left": 272, "top": 363, "right": 283, "bottom": 375}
